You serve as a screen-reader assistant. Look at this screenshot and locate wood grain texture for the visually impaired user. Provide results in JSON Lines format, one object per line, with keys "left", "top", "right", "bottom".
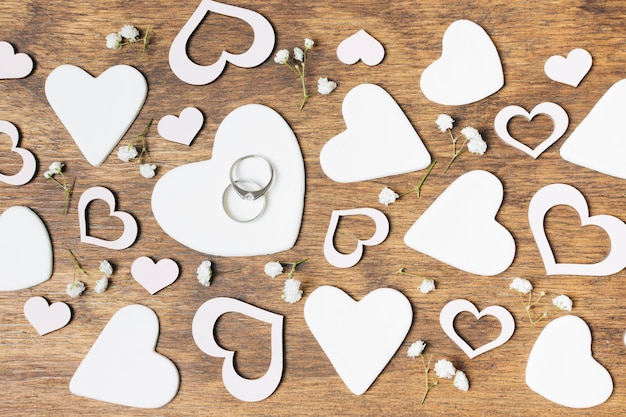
{"left": 1, "top": 0, "right": 626, "bottom": 415}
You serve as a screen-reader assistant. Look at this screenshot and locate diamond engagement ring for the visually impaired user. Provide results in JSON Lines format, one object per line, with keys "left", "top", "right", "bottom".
{"left": 229, "top": 155, "right": 274, "bottom": 201}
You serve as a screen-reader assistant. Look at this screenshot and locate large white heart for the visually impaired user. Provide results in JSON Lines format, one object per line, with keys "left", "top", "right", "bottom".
{"left": 304, "top": 285, "right": 412, "bottom": 395}
{"left": 152, "top": 104, "right": 304, "bottom": 256}
{"left": 420, "top": 19, "right": 504, "bottom": 105}
{"left": 404, "top": 170, "right": 515, "bottom": 276}
{"left": 526, "top": 315, "right": 612, "bottom": 408}
{"left": 320, "top": 83, "right": 431, "bottom": 183}
{"left": 45, "top": 64, "right": 147, "bottom": 166}
{"left": 0, "top": 206, "right": 52, "bottom": 291}
{"left": 560, "top": 78, "right": 626, "bottom": 179}
{"left": 69, "top": 304, "right": 180, "bottom": 409}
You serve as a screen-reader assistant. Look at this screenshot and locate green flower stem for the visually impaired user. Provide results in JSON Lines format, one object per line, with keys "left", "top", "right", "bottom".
{"left": 141, "top": 26, "right": 150, "bottom": 58}
{"left": 420, "top": 355, "right": 437, "bottom": 405}
{"left": 284, "top": 258, "right": 309, "bottom": 278}
{"left": 519, "top": 292, "right": 547, "bottom": 330}
{"left": 443, "top": 135, "right": 468, "bottom": 174}
{"left": 68, "top": 249, "right": 89, "bottom": 281}
{"left": 212, "top": 268, "right": 241, "bottom": 278}
{"left": 395, "top": 267, "right": 427, "bottom": 280}
{"left": 399, "top": 160, "right": 437, "bottom": 199}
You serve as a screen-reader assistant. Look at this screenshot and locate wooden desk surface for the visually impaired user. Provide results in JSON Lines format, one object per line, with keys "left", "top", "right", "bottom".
{"left": 2, "top": 0, "right": 626, "bottom": 415}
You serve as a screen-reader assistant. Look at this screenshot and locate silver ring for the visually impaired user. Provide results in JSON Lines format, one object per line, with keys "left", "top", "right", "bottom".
{"left": 229, "top": 155, "right": 274, "bottom": 201}
{"left": 222, "top": 181, "right": 266, "bottom": 223}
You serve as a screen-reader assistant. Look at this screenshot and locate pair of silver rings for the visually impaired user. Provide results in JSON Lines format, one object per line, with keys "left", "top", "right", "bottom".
{"left": 222, "top": 155, "right": 274, "bottom": 222}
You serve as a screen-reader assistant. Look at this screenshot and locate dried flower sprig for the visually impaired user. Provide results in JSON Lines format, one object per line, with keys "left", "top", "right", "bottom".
{"left": 106, "top": 24, "right": 150, "bottom": 57}
{"left": 196, "top": 260, "right": 240, "bottom": 287}
{"left": 66, "top": 249, "right": 113, "bottom": 297}
{"left": 509, "top": 277, "right": 547, "bottom": 330}
{"left": 264, "top": 258, "right": 309, "bottom": 303}
{"left": 396, "top": 268, "right": 435, "bottom": 294}
{"left": 378, "top": 160, "right": 437, "bottom": 205}
{"left": 44, "top": 162, "right": 75, "bottom": 214}
{"left": 118, "top": 119, "right": 157, "bottom": 178}
{"left": 436, "top": 114, "right": 487, "bottom": 173}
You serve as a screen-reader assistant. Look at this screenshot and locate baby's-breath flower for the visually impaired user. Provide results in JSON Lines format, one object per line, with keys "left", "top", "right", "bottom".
{"left": 139, "top": 163, "right": 157, "bottom": 179}
{"left": 197, "top": 260, "right": 213, "bottom": 287}
{"left": 468, "top": 136, "right": 487, "bottom": 155}
{"left": 293, "top": 47, "right": 304, "bottom": 62}
{"left": 317, "top": 77, "right": 337, "bottom": 95}
{"left": 106, "top": 32, "right": 123, "bottom": 50}
{"left": 304, "top": 38, "right": 314, "bottom": 49}
{"left": 106, "top": 24, "right": 150, "bottom": 56}
{"left": 454, "top": 370, "right": 469, "bottom": 391}
{"left": 44, "top": 161, "right": 74, "bottom": 214}
{"left": 552, "top": 294, "right": 573, "bottom": 311}
{"left": 94, "top": 277, "right": 109, "bottom": 294}
{"left": 264, "top": 261, "right": 284, "bottom": 278}
{"left": 99, "top": 260, "right": 113, "bottom": 276}
{"left": 48, "top": 162, "right": 64, "bottom": 175}
{"left": 119, "top": 119, "right": 157, "bottom": 177}
{"left": 282, "top": 278, "right": 303, "bottom": 303}
{"left": 510, "top": 277, "right": 533, "bottom": 294}
{"left": 407, "top": 340, "right": 426, "bottom": 358}
{"left": 434, "top": 359, "right": 456, "bottom": 379}
{"left": 378, "top": 186, "right": 399, "bottom": 206}
{"left": 119, "top": 24, "right": 140, "bottom": 41}
{"left": 436, "top": 114, "right": 454, "bottom": 132}
{"left": 274, "top": 49, "right": 289, "bottom": 64}
{"left": 66, "top": 280, "right": 86, "bottom": 298}
{"left": 461, "top": 126, "right": 480, "bottom": 141}
{"left": 441, "top": 119, "right": 486, "bottom": 173}
{"left": 117, "top": 144, "right": 138, "bottom": 162}
{"left": 419, "top": 278, "right": 436, "bottom": 294}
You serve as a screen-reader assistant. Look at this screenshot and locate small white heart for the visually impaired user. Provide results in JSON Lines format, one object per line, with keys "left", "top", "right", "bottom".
{"left": 157, "top": 107, "right": 204, "bottom": 146}
{"left": 544, "top": 48, "right": 592, "bottom": 87}
{"left": 24, "top": 296, "right": 71, "bottom": 336}
{"left": 0, "top": 41, "right": 33, "bottom": 79}
{"left": 336, "top": 29, "right": 385, "bottom": 66}
{"left": 0, "top": 120, "right": 37, "bottom": 185}
{"left": 131, "top": 257, "right": 179, "bottom": 295}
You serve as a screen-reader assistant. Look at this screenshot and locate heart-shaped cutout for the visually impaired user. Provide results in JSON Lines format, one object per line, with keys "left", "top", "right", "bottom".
{"left": 304, "top": 285, "right": 412, "bottom": 395}
{"left": 24, "top": 296, "right": 71, "bottom": 336}
{"left": 152, "top": 104, "right": 305, "bottom": 256}
{"left": 404, "top": 170, "right": 515, "bottom": 276}
{"left": 560, "top": 78, "right": 626, "bottom": 179}
{"left": 0, "top": 206, "right": 53, "bottom": 291}
{"left": 45, "top": 64, "right": 147, "bottom": 166}
{"left": 0, "top": 41, "right": 33, "bottom": 79}
{"left": 529, "top": 183, "right": 626, "bottom": 276}
{"left": 0, "top": 120, "right": 36, "bottom": 185}
{"left": 157, "top": 107, "right": 204, "bottom": 146}
{"left": 320, "top": 83, "right": 431, "bottom": 183}
{"left": 131, "top": 257, "right": 179, "bottom": 295}
{"left": 336, "top": 29, "right": 385, "bottom": 66}
{"left": 494, "top": 102, "right": 569, "bottom": 159}
{"left": 70, "top": 304, "right": 180, "bottom": 408}
{"left": 192, "top": 297, "right": 283, "bottom": 402}
{"left": 439, "top": 299, "right": 515, "bottom": 359}
{"left": 169, "top": 0, "right": 275, "bottom": 85}
{"left": 526, "top": 315, "right": 612, "bottom": 408}
{"left": 78, "top": 186, "right": 138, "bottom": 250}
{"left": 544, "top": 48, "right": 592, "bottom": 87}
{"left": 324, "top": 208, "right": 389, "bottom": 268}
{"left": 420, "top": 19, "right": 504, "bottom": 105}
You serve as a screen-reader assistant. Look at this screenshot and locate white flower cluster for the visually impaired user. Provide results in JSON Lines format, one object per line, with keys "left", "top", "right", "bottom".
{"left": 66, "top": 281, "right": 86, "bottom": 298}
{"left": 43, "top": 161, "right": 64, "bottom": 179}
{"left": 106, "top": 24, "right": 141, "bottom": 50}
{"left": 552, "top": 294, "right": 573, "bottom": 311}
{"left": 94, "top": 260, "right": 113, "bottom": 294}
{"left": 438, "top": 114, "right": 487, "bottom": 173}
{"left": 117, "top": 120, "right": 157, "bottom": 178}
{"left": 419, "top": 278, "right": 436, "bottom": 294}
{"left": 461, "top": 126, "right": 487, "bottom": 155}
{"left": 66, "top": 254, "right": 113, "bottom": 297}
{"left": 264, "top": 261, "right": 284, "bottom": 278}
{"left": 378, "top": 186, "right": 399, "bottom": 206}
{"left": 282, "top": 278, "right": 303, "bottom": 303}
{"left": 317, "top": 77, "right": 337, "bottom": 95}
{"left": 264, "top": 259, "right": 307, "bottom": 303}
{"left": 197, "top": 260, "right": 213, "bottom": 287}
{"left": 509, "top": 277, "right": 533, "bottom": 294}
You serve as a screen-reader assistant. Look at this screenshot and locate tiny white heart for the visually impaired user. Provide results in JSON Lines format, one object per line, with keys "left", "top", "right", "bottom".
{"left": 131, "top": 257, "right": 179, "bottom": 295}
{"left": 544, "top": 48, "right": 592, "bottom": 87}
{"left": 336, "top": 29, "right": 385, "bottom": 66}
{"left": 24, "top": 296, "right": 71, "bottom": 336}
{"left": 494, "top": 102, "right": 568, "bottom": 159}
{"left": 157, "top": 107, "right": 204, "bottom": 146}
{"left": 0, "top": 41, "right": 33, "bottom": 79}
{"left": 439, "top": 299, "right": 515, "bottom": 359}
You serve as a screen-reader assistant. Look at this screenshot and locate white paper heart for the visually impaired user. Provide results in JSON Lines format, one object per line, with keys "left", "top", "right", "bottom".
{"left": 494, "top": 102, "right": 569, "bottom": 159}
{"left": 526, "top": 315, "right": 612, "bottom": 408}
{"left": 193, "top": 297, "right": 283, "bottom": 402}
{"left": 528, "top": 183, "right": 626, "bottom": 276}
{"left": 24, "top": 296, "right": 71, "bottom": 336}
{"left": 544, "top": 48, "right": 592, "bottom": 87}
{"left": 0, "top": 206, "right": 53, "bottom": 291}
{"left": 0, "top": 41, "right": 33, "bottom": 79}
{"left": 439, "top": 299, "right": 515, "bottom": 359}
{"left": 78, "top": 186, "right": 138, "bottom": 250}
{"left": 131, "top": 257, "right": 179, "bottom": 295}
{"left": 404, "top": 170, "right": 515, "bottom": 276}
{"left": 560, "top": 78, "right": 626, "bottom": 179}
{"left": 420, "top": 19, "right": 504, "bottom": 105}
{"left": 320, "top": 83, "right": 431, "bottom": 183}
{"left": 152, "top": 104, "right": 305, "bottom": 256}
{"left": 157, "top": 107, "right": 204, "bottom": 146}
{"left": 169, "top": 0, "right": 275, "bottom": 85}
{"left": 70, "top": 304, "right": 180, "bottom": 408}
{"left": 304, "top": 285, "right": 412, "bottom": 395}
{"left": 45, "top": 64, "right": 147, "bottom": 166}
{"left": 0, "top": 120, "right": 36, "bottom": 185}
{"left": 336, "top": 29, "right": 385, "bottom": 66}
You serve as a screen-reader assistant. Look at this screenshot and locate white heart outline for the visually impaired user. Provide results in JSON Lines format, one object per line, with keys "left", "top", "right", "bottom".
{"left": 0, "top": 121, "right": 36, "bottom": 185}
{"left": 192, "top": 297, "right": 283, "bottom": 402}
{"left": 0, "top": 41, "right": 33, "bottom": 79}
{"left": 494, "top": 102, "right": 568, "bottom": 159}
{"left": 324, "top": 208, "right": 389, "bottom": 268}
{"left": 131, "top": 257, "right": 180, "bottom": 295}
{"left": 24, "top": 296, "right": 71, "bottom": 336}
{"left": 78, "top": 186, "right": 138, "bottom": 250}
{"left": 336, "top": 29, "right": 385, "bottom": 66}
{"left": 528, "top": 183, "right": 626, "bottom": 276}
{"left": 169, "top": 0, "right": 275, "bottom": 85}
{"left": 157, "top": 107, "right": 204, "bottom": 145}
{"left": 544, "top": 48, "right": 592, "bottom": 87}
{"left": 439, "top": 299, "right": 515, "bottom": 359}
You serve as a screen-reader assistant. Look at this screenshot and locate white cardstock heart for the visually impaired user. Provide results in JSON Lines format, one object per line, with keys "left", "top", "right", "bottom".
{"left": 70, "top": 305, "right": 180, "bottom": 408}
{"left": 544, "top": 48, "right": 592, "bottom": 87}
{"left": 324, "top": 208, "right": 389, "bottom": 268}
{"left": 152, "top": 104, "right": 305, "bottom": 256}
{"left": 494, "top": 102, "right": 569, "bottom": 159}
{"left": 528, "top": 183, "right": 626, "bottom": 276}
{"left": 0, "top": 206, "right": 53, "bottom": 291}
{"left": 157, "top": 107, "right": 204, "bottom": 146}
{"left": 45, "top": 64, "right": 147, "bottom": 166}
{"left": 420, "top": 19, "right": 504, "bottom": 105}
{"left": 404, "top": 170, "right": 515, "bottom": 276}
{"left": 336, "top": 29, "right": 385, "bottom": 66}
{"left": 193, "top": 297, "right": 283, "bottom": 402}
{"left": 320, "top": 83, "right": 431, "bottom": 183}
{"left": 24, "top": 296, "right": 71, "bottom": 336}
{"left": 439, "top": 299, "right": 515, "bottom": 359}
{"left": 0, "top": 120, "right": 36, "bottom": 185}
{"left": 78, "top": 186, "right": 138, "bottom": 250}
{"left": 304, "top": 285, "right": 412, "bottom": 395}
{"left": 169, "top": 0, "right": 275, "bottom": 85}
{"left": 0, "top": 41, "right": 33, "bottom": 79}
{"left": 560, "top": 78, "right": 626, "bottom": 179}
{"left": 131, "top": 257, "right": 180, "bottom": 295}
{"left": 526, "top": 315, "right": 612, "bottom": 408}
